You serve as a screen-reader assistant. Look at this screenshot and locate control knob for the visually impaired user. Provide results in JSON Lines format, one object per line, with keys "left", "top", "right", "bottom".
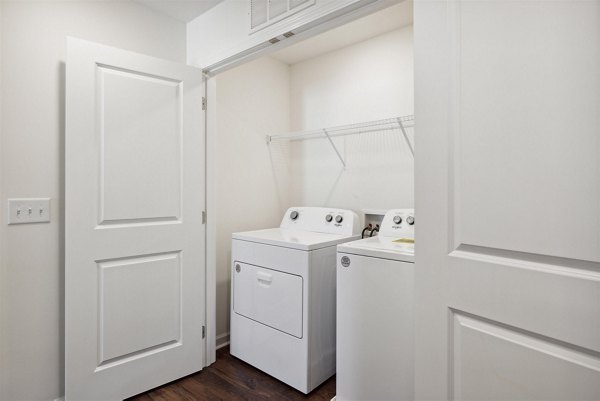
{"left": 335, "top": 215, "right": 343, "bottom": 223}
{"left": 393, "top": 215, "right": 402, "bottom": 225}
{"left": 325, "top": 214, "right": 333, "bottom": 222}
{"left": 407, "top": 216, "right": 415, "bottom": 225}
{"left": 290, "top": 210, "right": 299, "bottom": 220}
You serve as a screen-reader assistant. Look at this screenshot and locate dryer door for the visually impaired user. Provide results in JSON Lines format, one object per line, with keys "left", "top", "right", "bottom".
{"left": 233, "top": 262, "right": 303, "bottom": 338}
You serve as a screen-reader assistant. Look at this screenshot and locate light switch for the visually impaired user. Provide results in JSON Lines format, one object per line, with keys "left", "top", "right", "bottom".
{"left": 7, "top": 198, "right": 51, "bottom": 224}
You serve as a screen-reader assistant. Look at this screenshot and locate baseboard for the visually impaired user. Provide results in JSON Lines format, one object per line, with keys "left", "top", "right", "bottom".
{"left": 53, "top": 397, "right": 65, "bottom": 401}
{"left": 216, "top": 332, "right": 230, "bottom": 350}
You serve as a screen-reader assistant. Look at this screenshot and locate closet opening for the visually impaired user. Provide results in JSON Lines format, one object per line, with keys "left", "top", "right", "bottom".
{"left": 205, "top": 0, "right": 414, "bottom": 355}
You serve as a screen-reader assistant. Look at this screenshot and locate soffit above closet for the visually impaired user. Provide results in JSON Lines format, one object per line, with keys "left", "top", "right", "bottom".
{"left": 134, "top": 0, "right": 224, "bottom": 22}
{"left": 270, "top": 0, "right": 413, "bottom": 65}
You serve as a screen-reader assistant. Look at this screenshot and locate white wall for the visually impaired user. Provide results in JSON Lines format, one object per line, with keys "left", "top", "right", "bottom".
{"left": 186, "top": 0, "right": 248, "bottom": 67}
{"left": 0, "top": 3, "right": 186, "bottom": 400}
{"left": 213, "top": 57, "right": 291, "bottom": 341}
{"left": 289, "top": 26, "right": 414, "bottom": 212}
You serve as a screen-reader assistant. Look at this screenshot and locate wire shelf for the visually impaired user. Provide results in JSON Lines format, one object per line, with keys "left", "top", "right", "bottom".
{"left": 266, "top": 115, "right": 414, "bottom": 168}
{"left": 267, "top": 115, "right": 414, "bottom": 142}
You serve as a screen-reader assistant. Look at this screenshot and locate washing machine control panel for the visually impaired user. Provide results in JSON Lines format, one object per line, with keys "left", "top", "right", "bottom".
{"left": 281, "top": 207, "right": 360, "bottom": 236}
{"left": 380, "top": 209, "right": 415, "bottom": 238}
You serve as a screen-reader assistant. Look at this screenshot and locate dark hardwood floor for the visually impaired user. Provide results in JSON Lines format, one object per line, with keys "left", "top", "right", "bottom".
{"left": 126, "top": 346, "right": 336, "bottom": 401}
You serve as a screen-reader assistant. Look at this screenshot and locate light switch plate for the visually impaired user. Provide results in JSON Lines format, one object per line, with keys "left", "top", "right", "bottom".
{"left": 7, "top": 198, "right": 51, "bottom": 224}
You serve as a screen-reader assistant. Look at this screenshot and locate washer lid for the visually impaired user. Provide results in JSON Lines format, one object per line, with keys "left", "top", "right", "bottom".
{"left": 233, "top": 228, "right": 360, "bottom": 251}
{"left": 337, "top": 235, "right": 415, "bottom": 263}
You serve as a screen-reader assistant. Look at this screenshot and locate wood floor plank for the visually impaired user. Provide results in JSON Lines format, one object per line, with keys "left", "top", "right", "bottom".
{"left": 126, "top": 346, "right": 336, "bottom": 401}
{"left": 212, "top": 354, "right": 290, "bottom": 397}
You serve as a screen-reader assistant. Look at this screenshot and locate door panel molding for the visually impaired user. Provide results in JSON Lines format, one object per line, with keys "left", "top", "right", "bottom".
{"left": 96, "top": 216, "right": 181, "bottom": 228}
{"left": 97, "top": 250, "right": 183, "bottom": 365}
{"left": 450, "top": 310, "right": 600, "bottom": 401}
{"left": 96, "top": 63, "right": 184, "bottom": 226}
{"left": 448, "top": 251, "right": 600, "bottom": 352}
{"left": 452, "top": 244, "right": 600, "bottom": 275}
{"left": 448, "top": 0, "right": 600, "bottom": 263}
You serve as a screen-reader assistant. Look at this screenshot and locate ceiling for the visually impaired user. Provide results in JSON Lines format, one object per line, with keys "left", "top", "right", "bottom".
{"left": 270, "top": 1, "right": 413, "bottom": 65}
{"left": 134, "top": 0, "right": 224, "bottom": 23}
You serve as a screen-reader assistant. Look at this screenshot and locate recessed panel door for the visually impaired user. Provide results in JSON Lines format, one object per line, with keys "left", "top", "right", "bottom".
{"left": 65, "top": 38, "right": 205, "bottom": 401}
{"left": 414, "top": 2, "right": 600, "bottom": 400}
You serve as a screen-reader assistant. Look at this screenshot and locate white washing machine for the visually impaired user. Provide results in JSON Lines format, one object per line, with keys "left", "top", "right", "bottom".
{"left": 336, "top": 209, "right": 415, "bottom": 401}
{"left": 230, "top": 207, "right": 360, "bottom": 393}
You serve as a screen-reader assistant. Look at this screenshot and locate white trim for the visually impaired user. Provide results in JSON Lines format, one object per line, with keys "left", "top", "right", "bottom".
{"left": 216, "top": 332, "right": 230, "bottom": 350}
{"left": 204, "top": 76, "right": 218, "bottom": 367}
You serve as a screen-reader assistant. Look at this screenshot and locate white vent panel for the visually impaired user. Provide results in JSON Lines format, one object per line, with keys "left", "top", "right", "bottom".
{"left": 269, "top": 0, "right": 288, "bottom": 19}
{"left": 249, "top": 0, "right": 315, "bottom": 33}
{"left": 251, "top": 0, "right": 268, "bottom": 29}
{"left": 290, "top": 0, "right": 309, "bottom": 10}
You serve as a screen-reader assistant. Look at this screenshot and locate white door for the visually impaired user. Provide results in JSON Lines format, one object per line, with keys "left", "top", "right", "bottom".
{"left": 65, "top": 38, "right": 205, "bottom": 401}
{"left": 415, "top": 2, "right": 600, "bottom": 400}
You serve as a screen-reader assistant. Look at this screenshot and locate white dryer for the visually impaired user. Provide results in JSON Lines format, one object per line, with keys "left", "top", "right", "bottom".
{"left": 336, "top": 209, "right": 415, "bottom": 401}
{"left": 230, "top": 207, "right": 360, "bottom": 393}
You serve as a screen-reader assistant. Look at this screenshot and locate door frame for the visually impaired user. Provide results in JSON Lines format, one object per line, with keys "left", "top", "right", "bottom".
{"left": 198, "top": 0, "right": 401, "bottom": 363}
{"left": 204, "top": 74, "right": 218, "bottom": 364}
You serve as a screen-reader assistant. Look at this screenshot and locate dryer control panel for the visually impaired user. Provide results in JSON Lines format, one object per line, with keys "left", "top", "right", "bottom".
{"left": 280, "top": 207, "right": 360, "bottom": 236}
{"left": 379, "top": 209, "right": 415, "bottom": 238}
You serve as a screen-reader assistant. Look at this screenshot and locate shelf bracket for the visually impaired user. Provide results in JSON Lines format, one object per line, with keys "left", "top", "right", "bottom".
{"left": 323, "top": 129, "right": 346, "bottom": 168}
{"left": 397, "top": 117, "right": 414, "bottom": 157}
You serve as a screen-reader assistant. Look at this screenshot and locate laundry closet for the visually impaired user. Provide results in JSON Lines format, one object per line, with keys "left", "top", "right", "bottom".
{"left": 193, "top": 0, "right": 415, "bottom": 351}
{"left": 1, "top": 0, "right": 594, "bottom": 399}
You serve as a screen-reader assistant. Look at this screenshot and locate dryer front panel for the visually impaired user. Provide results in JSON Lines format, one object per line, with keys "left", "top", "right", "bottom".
{"left": 233, "top": 262, "right": 303, "bottom": 338}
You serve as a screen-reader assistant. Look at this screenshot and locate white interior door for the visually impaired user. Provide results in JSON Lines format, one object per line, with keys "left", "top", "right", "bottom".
{"left": 415, "top": 1, "right": 600, "bottom": 400}
{"left": 65, "top": 38, "right": 205, "bottom": 401}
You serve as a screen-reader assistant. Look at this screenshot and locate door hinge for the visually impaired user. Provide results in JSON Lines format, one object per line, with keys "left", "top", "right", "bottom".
{"left": 202, "top": 97, "right": 207, "bottom": 110}
{"left": 202, "top": 210, "right": 206, "bottom": 224}
{"left": 202, "top": 325, "right": 206, "bottom": 339}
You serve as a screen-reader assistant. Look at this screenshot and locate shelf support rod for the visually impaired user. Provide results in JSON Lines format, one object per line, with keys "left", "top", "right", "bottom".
{"left": 397, "top": 117, "right": 414, "bottom": 157}
{"left": 323, "top": 129, "right": 346, "bottom": 168}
